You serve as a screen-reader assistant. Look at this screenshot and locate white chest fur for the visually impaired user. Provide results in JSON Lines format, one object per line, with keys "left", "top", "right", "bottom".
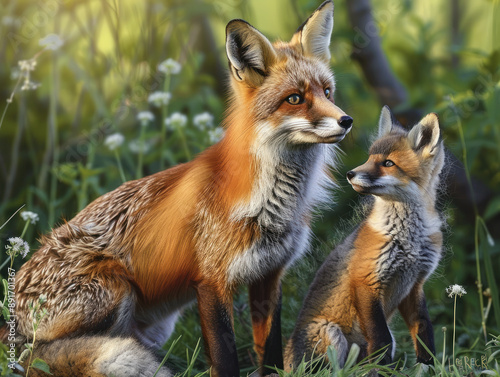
{"left": 227, "top": 138, "right": 336, "bottom": 285}
{"left": 369, "top": 198, "right": 442, "bottom": 313}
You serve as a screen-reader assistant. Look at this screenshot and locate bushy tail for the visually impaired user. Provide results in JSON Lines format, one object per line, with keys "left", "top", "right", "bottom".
{"left": 24, "top": 336, "right": 172, "bottom": 377}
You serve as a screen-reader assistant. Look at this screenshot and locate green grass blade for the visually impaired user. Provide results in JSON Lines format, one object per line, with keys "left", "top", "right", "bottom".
{"left": 152, "top": 335, "right": 181, "bottom": 377}
{"left": 479, "top": 218, "right": 500, "bottom": 329}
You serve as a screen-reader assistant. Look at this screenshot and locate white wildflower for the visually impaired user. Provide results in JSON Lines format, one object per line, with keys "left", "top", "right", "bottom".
{"left": 21, "top": 80, "right": 40, "bottom": 91}
{"left": 5, "top": 237, "right": 29, "bottom": 258}
{"left": 38, "top": 34, "right": 64, "bottom": 51}
{"left": 129, "top": 140, "right": 151, "bottom": 154}
{"left": 193, "top": 112, "right": 214, "bottom": 130}
{"left": 165, "top": 112, "right": 188, "bottom": 130}
{"left": 18, "top": 59, "right": 37, "bottom": 72}
{"left": 104, "top": 133, "right": 125, "bottom": 151}
{"left": 137, "top": 111, "right": 155, "bottom": 126}
{"left": 208, "top": 127, "right": 224, "bottom": 144}
{"left": 158, "top": 58, "right": 181, "bottom": 75}
{"left": 446, "top": 284, "right": 467, "bottom": 298}
{"left": 148, "top": 91, "right": 172, "bottom": 107}
{"left": 20, "top": 211, "right": 39, "bottom": 224}
{"left": 18, "top": 59, "right": 39, "bottom": 91}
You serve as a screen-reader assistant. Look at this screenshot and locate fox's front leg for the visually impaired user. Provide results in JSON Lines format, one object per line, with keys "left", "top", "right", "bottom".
{"left": 196, "top": 281, "right": 239, "bottom": 377}
{"left": 355, "top": 286, "right": 394, "bottom": 365}
{"left": 249, "top": 270, "right": 284, "bottom": 375}
{"left": 398, "top": 284, "right": 435, "bottom": 364}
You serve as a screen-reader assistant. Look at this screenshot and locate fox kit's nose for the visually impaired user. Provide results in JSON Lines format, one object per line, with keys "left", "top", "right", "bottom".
{"left": 338, "top": 116, "right": 353, "bottom": 129}
{"left": 346, "top": 170, "right": 355, "bottom": 180}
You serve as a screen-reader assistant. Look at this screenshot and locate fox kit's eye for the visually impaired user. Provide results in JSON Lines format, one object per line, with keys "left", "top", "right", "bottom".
{"left": 286, "top": 94, "right": 304, "bottom": 105}
{"left": 383, "top": 160, "right": 395, "bottom": 167}
{"left": 324, "top": 88, "right": 331, "bottom": 99}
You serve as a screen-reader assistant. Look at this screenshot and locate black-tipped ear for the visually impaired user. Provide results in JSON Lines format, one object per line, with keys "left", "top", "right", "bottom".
{"left": 226, "top": 19, "right": 277, "bottom": 87}
{"left": 408, "top": 113, "right": 441, "bottom": 155}
{"left": 291, "top": 0, "right": 334, "bottom": 63}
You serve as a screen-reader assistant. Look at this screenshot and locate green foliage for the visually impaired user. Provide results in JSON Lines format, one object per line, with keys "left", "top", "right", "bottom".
{"left": 30, "top": 358, "right": 51, "bottom": 375}
{"left": 0, "top": 0, "right": 499, "bottom": 376}
{"left": 0, "top": 344, "right": 22, "bottom": 377}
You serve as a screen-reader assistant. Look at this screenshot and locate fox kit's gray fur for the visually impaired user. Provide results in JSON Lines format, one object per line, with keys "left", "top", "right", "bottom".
{"left": 285, "top": 106, "right": 445, "bottom": 370}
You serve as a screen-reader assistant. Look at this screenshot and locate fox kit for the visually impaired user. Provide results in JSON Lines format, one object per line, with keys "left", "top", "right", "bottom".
{"left": 7, "top": 2, "right": 352, "bottom": 376}
{"left": 284, "top": 106, "right": 444, "bottom": 370}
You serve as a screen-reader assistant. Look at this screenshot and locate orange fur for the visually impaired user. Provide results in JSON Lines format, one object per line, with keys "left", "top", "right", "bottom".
{"left": 12, "top": 2, "right": 351, "bottom": 376}
{"left": 349, "top": 224, "right": 388, "bottom": 288}
{"left": 285, "top": 107, "right": 445, "bottom": 370}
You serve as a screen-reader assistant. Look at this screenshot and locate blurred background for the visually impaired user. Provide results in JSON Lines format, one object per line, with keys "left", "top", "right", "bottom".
{"left": 0, "top": 0, "right": 499, "bottom": 374}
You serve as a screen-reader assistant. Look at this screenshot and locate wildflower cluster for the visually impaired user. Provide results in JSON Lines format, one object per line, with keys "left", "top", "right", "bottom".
{"left": 158, "top": 58, "right": 181, "bottom": 75}
{"left": 148, "top": 91, "right": 171, "bottom": 107}
{"left": 18, "top": 59, "right": 39, "bottom": 91}
{"left": 99, "top": 56, "right": 221, "bottom": 179}
{"left": 5, "top": 237, "right": 29, "bottom": 259}
{"left": 446, "top": 284, "right": 467, "bottom": 298}
{"left": 38, "top": 34, "right": 64, "bottom": 51}
{"left": 20, "top": 211, "right": 39, "bottom": 224}
{"left": 193, "top": 112, "right": 214, "bottom": 130}
{"left": 137, "top": 111, "right": 155, "bottom": 126}
{"left": 129, "top": 139, "right": 151, "bottom": 154}
{"left": 23, "top": 294, "right": 50, "bottom": 376}
{"left": 104, "top": 133, "right": 125, "bottom": 151}
{"left": 165, "top": 112, "right": 188, "bottom": 130}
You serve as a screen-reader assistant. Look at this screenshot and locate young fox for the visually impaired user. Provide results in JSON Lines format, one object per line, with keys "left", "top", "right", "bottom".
{"left": 7, "top": 2, "right": 352, "bottom": 376}
{"left": 284, "top": 106, "right": 444, "bottom": 370}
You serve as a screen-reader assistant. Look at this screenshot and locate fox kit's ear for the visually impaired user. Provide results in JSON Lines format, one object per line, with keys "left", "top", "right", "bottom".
{"left": 408, "top": 113, "right": 441, "bottom": 156}
{"left": 291, "top": 0, "right": 334, "bottom": 63}
{"left": 226, "top": 20, "right": 277, "bottom": 87}
{"left": 378, "top": 105, "right": 394, "bottom": 137}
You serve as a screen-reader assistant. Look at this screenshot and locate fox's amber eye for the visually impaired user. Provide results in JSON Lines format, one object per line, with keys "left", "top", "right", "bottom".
{"left": 286, "top": 94, "right": 304, "bottom": 105}
{"left": 324, "top": 88, "right": 331, "bottom": 99}
{"left": 383, "top": 160, "right": 395, "bottom": 167}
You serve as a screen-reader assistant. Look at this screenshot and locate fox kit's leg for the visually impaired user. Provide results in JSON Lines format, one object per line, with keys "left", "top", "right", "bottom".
{"left": 398, "top": 284, "right": 435, "bottom": 364}
{"left": 248, "top": 270, "right": 284, "bottom": 375}
{"left": 196, "top": 281, "right": 239, "bottom": 377}
{"left": 354, "top": 286, "right": 394, "bottom": 365}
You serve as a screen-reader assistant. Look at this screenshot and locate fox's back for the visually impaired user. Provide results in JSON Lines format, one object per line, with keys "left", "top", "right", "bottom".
{"left": 14, "top": 163, "right": 199, "bottom": 337}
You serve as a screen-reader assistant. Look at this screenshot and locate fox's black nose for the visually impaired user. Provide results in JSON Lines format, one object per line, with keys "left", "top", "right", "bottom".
{"left": 346, "top": 170, "right": 355, "bottom": 180}
{"left": 339, "top": 116, "right": 353, "bottom": 129}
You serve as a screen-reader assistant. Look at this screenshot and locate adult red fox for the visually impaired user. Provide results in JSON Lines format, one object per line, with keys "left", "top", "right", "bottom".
{"left": 284, "top": 106, "right": 444, "bottom": 370}
{"left": 8, "top": 1, "right": 352, "bottom": 376}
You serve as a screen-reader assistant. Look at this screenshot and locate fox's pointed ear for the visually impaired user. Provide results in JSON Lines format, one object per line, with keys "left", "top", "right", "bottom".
{"left": 291, "top": 0, "right": 334, "bottom": 63}
{"left": 378, "top": 106, "right": 394, "bottom": 137}
{"left": 226, "top": 19, "right": 277, "bottom": 87}
{"left": 408, "top": 113, "right": 441, "bottom": 156}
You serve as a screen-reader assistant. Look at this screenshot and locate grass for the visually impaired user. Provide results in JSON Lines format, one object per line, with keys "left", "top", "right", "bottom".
{"left": 0, "top": 0, "right": 499, "bottom": 376}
